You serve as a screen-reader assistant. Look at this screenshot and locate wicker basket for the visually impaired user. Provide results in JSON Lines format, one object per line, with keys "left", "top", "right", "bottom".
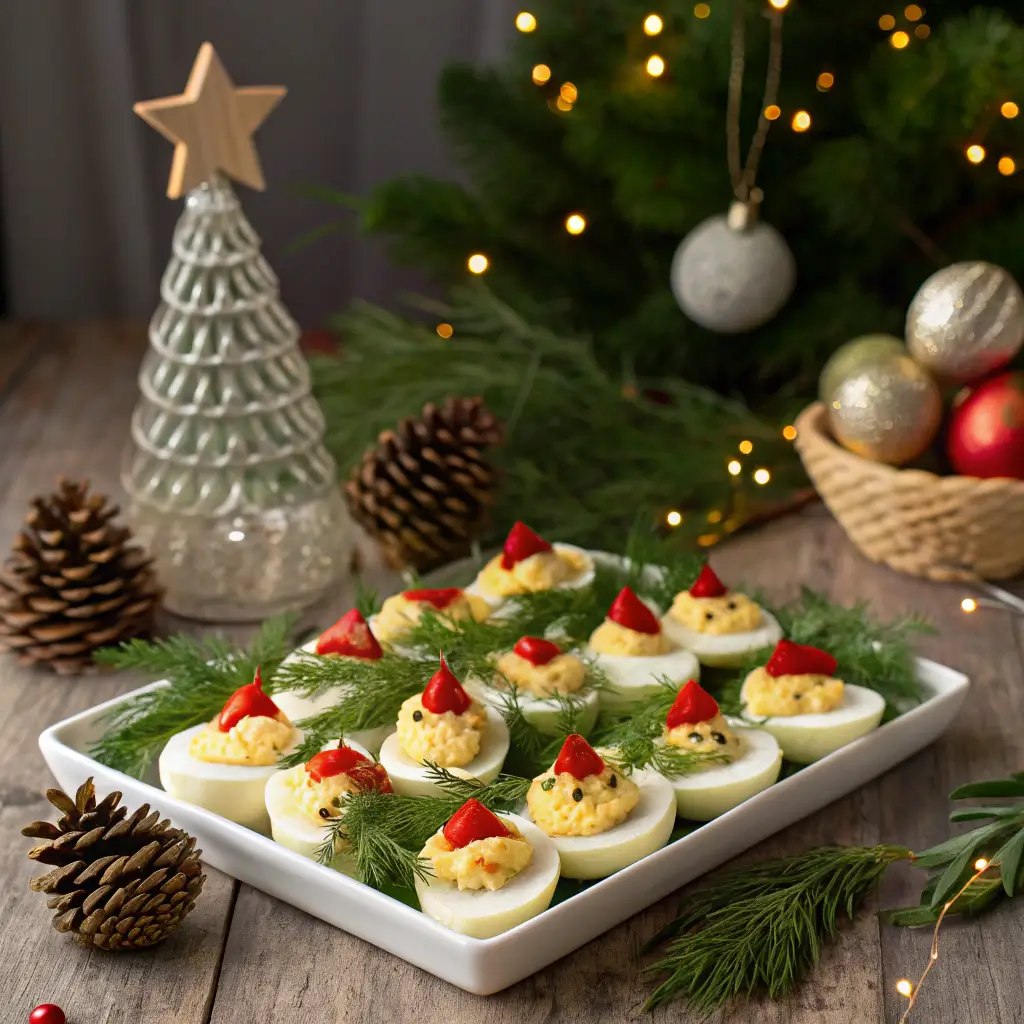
{"left": 793, "top": 402, "right": 1024, "bottom": 581}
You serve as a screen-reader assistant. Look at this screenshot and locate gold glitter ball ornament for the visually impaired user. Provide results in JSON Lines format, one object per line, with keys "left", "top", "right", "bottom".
{"left": 819, "top": 334, "right": 906, "bottom": 407}
{"left": 906, "top": 262, "right": 1024, "bottom": 382}
{"left": 827, "top": 351, "right": 942, "bottom": 464}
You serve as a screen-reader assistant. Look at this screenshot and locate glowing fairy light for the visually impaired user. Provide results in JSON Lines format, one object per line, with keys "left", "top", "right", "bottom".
{"left": 532, "top": 64, "right": 552, "bottom": 85}
{"left": 565, "top": 213, "right": 587, "bottom": 234}
{"left": 999, "top": 156, "right": 1016, "bottom": 176}
{"left": 753, "top": 468, "right": 771, "bottom": 485}
{"left": 560, "top": 82, "right": 578, "bottom": 102}
{"left": 904, "top": 4, "right": 922, "bottom": 20}
{"left": 1002, "top": 101, "right": 1019, "bottom": 119}
{"left": 666, "top": 510, "right": 683, "bottom": 526}
{"left": 436, "top": 323, "right": 454, "bottom": 339}
{"left": 966, "top": 144, "right": 986, "bottom": 164}
{"left": 783, "top": 425, "right": 798, "bottom": 440}
{"left": 792, "top": 110, "right": 811, "bottom": 132}
{"left": 467, "top": 253, "right": 489, "bottom": 274}
{"left": 961, "top": 598, "right": 977, "bottom": 613}
{"left": 914, "top": 24, "right": 930, "bottom": 38}
{"left": 764, "top": 104, "right": 781, "bottom": 120}
{"left": 890, "top": 30, "right": 910, "bottom": 49}
{"left": 768, "top": 0, "right": 789, "bottom": 9}
{"left": 515, "top": 11, "right": 537, "bottom": 32}
{"left": 817, "top": 72, "right": 834, "bottom": 91}
{"left": 896, "top": 979, "right": 913, "bottom": 998}
{"left": 739, "top": 440, "right": 753, "bottom": 454}
{"left": 646, "top": 54, "right": 666, "bottom": 77}
{"left": 879, "top": 14, "right": 896, "bottom": 29}
{"left": 728, "top": 460, "right": 742, "bottom": 475}
{"left": 974, "top": 858, "right": 989, "bottom": 871}
{"left": 644, "top": 13, "right": 664, "bottom": 34}
{"left": 694, "top": 3, "right": 711, "bottom": 16}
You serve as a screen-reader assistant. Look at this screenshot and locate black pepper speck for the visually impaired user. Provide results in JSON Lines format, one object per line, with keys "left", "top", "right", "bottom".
{"left": 727, "top": 600, "right": 737, "bottom": 610}
{"left": 712, "top": 732, "right": 727, "bottom": 744}
{"left": 318, "top": 808, "right": 331, "bottom": 819}
{"left": 572, "top": 787, "right": 583, "bottom": 802}
{"left": 793, "top": 693, "right": 802, "bottom": 701}
{"left": 609, "top": 775, "right": 617, "bottom": 788}
{"left": 687, "top": 731, "right": 703, "bottom": 742}
{"left": 704, "top": 611, "right": 715, "bottom": 621}
{"left": 412, "top": 710, "right": 423, "bottom": 722}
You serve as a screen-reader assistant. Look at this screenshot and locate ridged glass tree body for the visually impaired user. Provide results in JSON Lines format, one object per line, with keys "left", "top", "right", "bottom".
{"left": 122, "top": 175, "right": 350, "bottom": 621}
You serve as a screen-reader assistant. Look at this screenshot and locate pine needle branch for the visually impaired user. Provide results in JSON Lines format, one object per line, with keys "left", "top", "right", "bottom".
{"left": 89, "top": 615, "right": 298, "bottom": 779}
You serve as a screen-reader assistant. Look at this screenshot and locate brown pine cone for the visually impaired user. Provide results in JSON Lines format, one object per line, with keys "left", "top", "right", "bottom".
{"left": 345, "top": 396, "right": 504, "bottom": 572}
{"left": 0, "top": 479, "right": 161, "bottom": 675}
{"left": 23, "top": 778, "right": 204, "bottom": 950}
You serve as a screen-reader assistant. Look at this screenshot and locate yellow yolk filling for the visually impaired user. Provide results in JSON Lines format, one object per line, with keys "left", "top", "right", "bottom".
{"left": 374, "top": 591, "right": 490, "bottom": 642}
{"left": 189, "top": 713, "right": 295, "bottom": 766}
{"left": 421, "top": 823, "right": 533, "bottom": 891}
{"left": 277, "top": 763, "right": 363, "bottom": 825}
{"left": 742, "top": 667, "right": 845, "bottom": 716}
{"left": 668, "top": 591, "right": 763, "bottom": 635}
{"left": 476, "top": 548, "right": 588, "bottom": 598}
{"left": 494, "top": 650, "right": 586, "bottom": 697}
{"left": 663, "top": 713, "right": 741, "bottom": 758}
{"left": 395, "top": 693, "right": 486, "bottom": 767}
{"left": 589, "top": 618, "right": 668, "bottom": 656}
{"left": 527, "top": 765, "right": 639, "bottom": 837}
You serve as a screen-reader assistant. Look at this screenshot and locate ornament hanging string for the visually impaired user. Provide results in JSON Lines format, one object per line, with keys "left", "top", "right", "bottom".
{"left": 726, "top": 0, "right": 784, "bottom": 214}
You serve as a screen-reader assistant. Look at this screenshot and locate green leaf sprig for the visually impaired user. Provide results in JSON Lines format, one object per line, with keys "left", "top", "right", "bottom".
{"left": 89, "top": 615, "right": 296, "bottom": 779}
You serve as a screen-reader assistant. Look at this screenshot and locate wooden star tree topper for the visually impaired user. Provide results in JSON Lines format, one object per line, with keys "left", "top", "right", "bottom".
{"left": 134, "top": 43, "right": 286, "bottom": 199}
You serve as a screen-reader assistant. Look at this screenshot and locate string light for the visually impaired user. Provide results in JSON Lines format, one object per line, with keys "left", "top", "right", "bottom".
{"left": 783, "top": 425, "right": 798, "bottom": 440}
{"left": 891, "top": 30, "right": 910, "bottom": 49}
{"left": 739, "top": 440, "right": 753, "bottom": 454}
{"left": 816, "top": 72, "right": 834, "bottom": 91}
{"left": 467, "top": 253, "right": 489, "bottom": 274}
{"left": 753, "top": 468, "right": 771, "bottom": 485}
{"left": 515, "top": 11, "right": 537, "bottom": 32}
{"left": 644, "top": 13, "right": 664, "bottom": 34}
{"left": 435, "top": 322, "right": 454, "bottom": 339}
{"left": 879, "top": 13, "right": 896, "bottom": 29}
{"left": 768, "top": 0, "right": 789, "bottom": 9}
{"left": 728, "top": 460, "right": 742, "bottom": 475}
{"left": 1002, "top": 101, "right": 1019, "bottom": 119}
{"left": 914, "top": 23, "right": 930, "bottom": 37}
{"left": 904, "top": 4, "right": 923, "bottom": 20}
{"left": 966, "top": 144, "right": 986, "bottom": 164}
{"left": 896, "top": 979, "right": 913, "bottom": 998}
{"left": 560, "top": 82, "right": 578, "bottom": 103}
{"left": 666, "top": 510, "right": 683, "bottom": 526}
{"left": 694, "top": 2, "right": 711, "bottom": 16}
{"left": 555, "top": 96, "right": 573, "bottom": 111}
{"left": 764, "top": 104, "right": 781, "bottom": 120}
{"left": 646, "top": 54, "right": 666, "bottom": 77}
{"left": 565, "top": 213, "right": 587, "bottom": 235}
{"left": 960, "top": 597, "right": 977, "bottom": 613}
{"left": 532, "top": 64, "right": 552, "bottom": 85}
{"left": 974, "top": 858, "right": 989, "bottom": 871}
{"left": 697, "top": 534, "right": 719, "bottom": 547}
{"left": 792, "top": 110, "right": 812, "bottom": 132}
{"left": 999, "top": 156, "right": 1016, "bottom": 176}
{"left": 707, "top": 510, "right": 724, "bottom": 524}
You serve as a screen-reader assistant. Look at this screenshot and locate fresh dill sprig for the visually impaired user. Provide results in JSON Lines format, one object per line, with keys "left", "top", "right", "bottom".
{"left": 89, "top": 615, "right": 297, "bottom": 779}
{"left": 644, "top": 844, "right": 912, "bottom": 1011}
{"left": 354, "top": 578, "right": 382, "bottom": 618}
{"left": 422, "top": 762, "right": 532, "bottom": 809}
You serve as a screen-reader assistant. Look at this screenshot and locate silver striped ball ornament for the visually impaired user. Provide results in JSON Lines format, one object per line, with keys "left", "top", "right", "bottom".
{"left": 906, "top": 262, "right": 1024, "bottom": 382}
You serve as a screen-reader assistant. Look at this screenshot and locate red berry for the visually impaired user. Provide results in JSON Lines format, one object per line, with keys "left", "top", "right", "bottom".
{"left": 218, "top": 667, "right": 281, "bottom": 732}
{"left": 553, "top": 733, "right": 605, "bottom": 779}
{"left": 513, "top": 636, "right": 562, "bottom": 666}
{"left": 501, "top": 521, "right": 553, "bottom": 569}
{"left": 607, "top": 586, "right": 660, "bottom": 635}
{"left": 689, "top": 563, "right": 728, "bottom": 598}
{"left": 29, "top": 1007, "right": 66, "bottom": 1024}
{"left": 316, "top": 609, "right": 383, "bottom": 659}
{"left": 421, "top": 653, "right": 472, "bottom": 714}
{"left": 765, "top": 639, "right": 838, "bottom": 678}
{"left": 443, "top": 798, "right": 511, "bottom": 848}
{"left": 666, "top": 680, "right": 720, "bottom": 729}
{"left": 402, "top": 587, "right": 463, "bottom": 609}
{"left": 305, "top": 744, "right": 370, "bottom": 783}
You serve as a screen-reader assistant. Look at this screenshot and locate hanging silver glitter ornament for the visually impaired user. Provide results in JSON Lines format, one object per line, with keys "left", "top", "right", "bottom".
{"left": 670, "top": 201, "right": 796, "bottom": 333}
{"left": 906, "top": 262, "right": 1024, "bottom": 383}
{"left": 827, "top": 350, "right": 942, "bottom": 465}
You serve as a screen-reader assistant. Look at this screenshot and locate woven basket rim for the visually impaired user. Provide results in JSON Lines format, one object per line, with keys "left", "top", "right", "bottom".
{"left": 794, "top": 401, "right": 1024, "bottom": 493}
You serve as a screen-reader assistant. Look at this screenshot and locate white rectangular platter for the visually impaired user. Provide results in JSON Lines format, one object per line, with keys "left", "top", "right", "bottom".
{"left": 39, "top": 654, "right": 967, "bottom": 995}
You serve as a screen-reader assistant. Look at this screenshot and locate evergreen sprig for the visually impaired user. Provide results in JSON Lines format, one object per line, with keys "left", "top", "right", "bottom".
{"left": 89, "top": 615, "right": 297, "bottom": 779}
{"left": 644, "top": 845, "right": 912, "bottom": 1011}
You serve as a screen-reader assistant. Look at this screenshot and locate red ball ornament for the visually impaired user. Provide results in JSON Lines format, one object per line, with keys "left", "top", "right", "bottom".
{"left": 30, "top": 1006, "right": 66, "bottom": 1024}
{"left": 947, "top": 372, "right": 1024, "bottom": 479}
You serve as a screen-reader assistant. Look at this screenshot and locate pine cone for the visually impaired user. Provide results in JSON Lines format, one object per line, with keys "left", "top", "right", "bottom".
{"left": 22, "top": 778, "right": 205, "bottom": 951}
{"left": 346, "top": 397, "right": 504, "bottom": 572}
{"left": 0, "top": 479, "right": 161, "bottom": 675}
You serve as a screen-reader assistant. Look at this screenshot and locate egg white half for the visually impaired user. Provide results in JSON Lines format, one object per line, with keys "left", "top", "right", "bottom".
{"left": 378, "top": 705, "right": 510, "bottom": 798}
{"left": 264, "top": 737, "right": 374, "bottom": 871}
{"left": 740, "top": 681, "right": 886, "bottom": 764}
{"left": 522, "top": 769, "right": 677, "bottom": 879}
{"left": 664, "top": 725, "right": 782, "bottom": 821}
{"left": 158, "top": 723, "right": 301, "bottom": 833}
{"left": 465, "top": 543, "right": 596, "bottom": 611}
{"left": 414, "top": 814, "right": 561, "bottom": 938}
{"left": 660, "top": 609, "right": 783, "bottom": 668}
{"left": 588, "top": 647, "right": 701, "bottom": 711}
{"left": 464, "top": 678, "right": 600, "bottom": 737}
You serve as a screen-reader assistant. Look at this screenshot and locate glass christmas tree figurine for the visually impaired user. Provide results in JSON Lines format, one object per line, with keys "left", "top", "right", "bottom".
{"left": 127, "top": 44, "right": 350, "bottom": 620}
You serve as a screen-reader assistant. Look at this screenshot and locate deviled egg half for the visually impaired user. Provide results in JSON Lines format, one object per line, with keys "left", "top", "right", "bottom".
{"left": 658, "top": 680, "right": 782, "bottom": 820}
{"left": 415, "top": 798, "right": 560, "bottom": 938}
{"left": 586, "top": 586, "right": 700, "bottom": 710}
{"left": 660, "top": 563, "right": 783, "bottom": 667}
{"left": 465, "top": 521, "right": 595, "bottom": 611}
{"left": 272, "top": 608, "right": 393, "bottom": 755}
{"left": 740, "top": 640, "right": 885, "bottom": 763}
{"left": 378, "top": 654, "right": 510, "bottom": 797}
{"left": 522, "top": 734, "right": 676, "bottom": 879}
{"left": 465, "top": 636, "right": 601, "bottom": 736}
{"left": 159, "top": 668, "right": 299, "bottom": 832}
{"left": 265, "top": 739, "right": 391, "bottom": 871}
{"left": 370, "top": 587, "right": 491, "bottom": 646}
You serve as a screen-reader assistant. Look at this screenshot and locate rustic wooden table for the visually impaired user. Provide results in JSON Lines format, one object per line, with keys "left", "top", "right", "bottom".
{"left": 1, "top": 322, "right": 1022, "bottom": 1024}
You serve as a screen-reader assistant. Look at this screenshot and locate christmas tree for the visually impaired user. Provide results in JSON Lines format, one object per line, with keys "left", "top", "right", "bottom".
{"left": 310, "top": 1, "right": 1024, "bottom": 548}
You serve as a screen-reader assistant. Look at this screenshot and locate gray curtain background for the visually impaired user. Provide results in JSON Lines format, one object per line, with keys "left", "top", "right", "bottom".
{"left": 0, "top": 0, "right": 514, "bottom": 323}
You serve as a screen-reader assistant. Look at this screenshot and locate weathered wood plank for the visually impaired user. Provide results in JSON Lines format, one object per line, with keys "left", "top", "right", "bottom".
{"left": 0, "top": 323, "right": 236, "bottom": 1024}
{"left": 0, "top": 319, "right": 46, "bottom": 400}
